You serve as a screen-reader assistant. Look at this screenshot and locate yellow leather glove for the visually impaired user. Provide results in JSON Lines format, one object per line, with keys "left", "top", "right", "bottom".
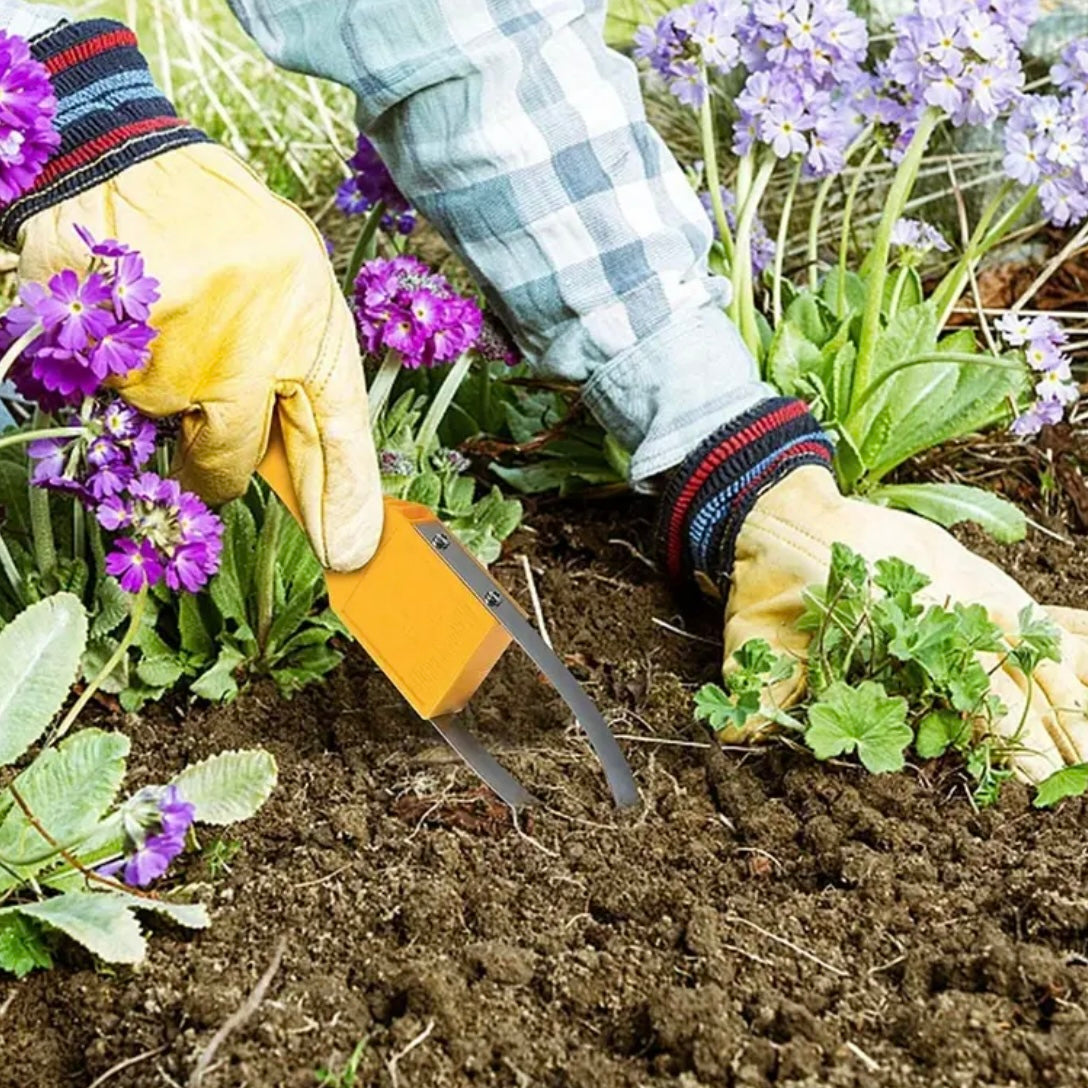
{"left": 17, "top": 143, "right": 383, "bottom": 572}
{"left": 726, "top": 466, "right": 1088, "bottom": 783}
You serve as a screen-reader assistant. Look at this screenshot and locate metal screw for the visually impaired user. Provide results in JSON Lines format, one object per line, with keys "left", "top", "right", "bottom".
{"left": 432, "top": 532, "right": 450, "bottom": 550}
{"left": 483, "top": 589, "right": 503, "bottom": 608}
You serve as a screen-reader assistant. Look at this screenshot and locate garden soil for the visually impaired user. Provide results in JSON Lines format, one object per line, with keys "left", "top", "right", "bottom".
{"left": 6, "top": 498, "right": 1088, "bottom": 1088}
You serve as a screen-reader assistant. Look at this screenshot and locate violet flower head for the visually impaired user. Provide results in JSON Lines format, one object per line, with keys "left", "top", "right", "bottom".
{"left": 890, "top": 217, "right": 952, "bottom": 255}
{"left": 353, "top": 254, "right": 482, "bottom": 369}
{"left": 101, "top": 784, "right": 196, "bottom": 888}
{"left": 476, "top": 311, "right": 521, "bottom": 367}
{"left": 3, "top": 225, "right": 159, "bottom": 409}
{"left": 99, "top": 471, "right": 224, "bottom": 594}
{"left": 336, "top": 134, "right": 416, "bottom": 235}
{"left": 997, "top": 309, "right": 1079, "bottom": 436}
{"left": 0, "top": 31, "right": 60, "bottom": 204}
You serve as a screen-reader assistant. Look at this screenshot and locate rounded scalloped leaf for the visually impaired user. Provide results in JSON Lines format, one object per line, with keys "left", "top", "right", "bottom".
{"left": 0, "top": 594, "right": 88, "bottom": 766}
{"left": 170, "top": 749, "right": 278, "bottom": 826}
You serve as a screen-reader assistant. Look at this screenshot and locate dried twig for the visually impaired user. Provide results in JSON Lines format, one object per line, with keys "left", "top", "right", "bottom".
{"left": 188, "top": 938, "right": 287, "bottom": 1087}
{"left": 724, "top": 913, "right": 850, "bottom": 977}
{"left": 384, "top": 1018, "right": 435, "bottom": 1088}
{"left": 87, "top": 1046, "right": 169, "bottom": 1088}
{"left": 844, "top": 1041, "right": 881, "bottom": 1072}
{"left": 519, "top": 554, "right": 552, "bottom": 649}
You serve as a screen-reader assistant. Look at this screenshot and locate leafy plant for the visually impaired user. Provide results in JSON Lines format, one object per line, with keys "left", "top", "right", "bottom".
{"left": 315, "top": 1039, "right": 370, "bottom": 1088}
{"left": 695, "top": 544, "right": 1079, "bottom": 807}
{"left": 0, "top": 593, "right": 276, "bottom": 975}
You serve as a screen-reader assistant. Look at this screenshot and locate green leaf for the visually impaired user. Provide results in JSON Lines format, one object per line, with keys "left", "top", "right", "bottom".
{"left": 190, "top": 645, "right": 246, "bottom": 704}
{"left": 406, "top": 472, "right": 442, "bottom": 509}
{"left": 443, "top": 474, "right": 476, "bottom": 517}
{"left": 265, "top": 582, "right": 321, "bottom": 659}
{"left": 0, "top": 593, "right": 87, "bottom": 765}
{"left": 693, "top": 683, "right": 761, "bottom": 733}
{"left": 1012, "top": 606, "right": 1063, "bottom": 674}
{"left": 805, "top": 680, "right": 912, "bottom": 773}
{"left": 916, "top": 709, "right": 972, "bottom": 759}
{"left": 766, "top": 319, "right": 824, "bottom": 396}
{"left": 820, "top": 268, "right": 867, "bottom": 318}
{"left": 868, "top": 483, "right": 1026, "bottom": 543}
{"left": 466, "top": 487, "right": 522, "bottom": 541}
{"left": 113, "top": 894, "right": 210, "bottom": 930}
{"left": 91, "top": 577, "right": 129, "bottom": 638}
{"left": 873, "top": 557, "right": 930, "bottom": 600}
{"left": 0, "top": 913, "right": 52, "bottom": 977}
{"left": 171, "top": 749, "right": 277, "bottom": 826}
{"left": 952, "top": 603, "right": 1005, "bottom": 653}
{"left": 0, "top": 730, "right": 129, "bottom": 874}
{"left": 136, "top": 655, "right": 185, "bottom": 689}
{"left": 1034, "top": 764, "right": 1088, "bottom": 808}
{"left": 14, "top": 893, "right": 144, "bottom": 964}
{"left": 178, "top": 594, "right": 215, "bottom": 660}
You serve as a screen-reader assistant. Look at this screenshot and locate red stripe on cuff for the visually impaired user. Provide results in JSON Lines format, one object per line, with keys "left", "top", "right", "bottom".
{"left": 44, "top": 28, "right": 139, "bottom": 76}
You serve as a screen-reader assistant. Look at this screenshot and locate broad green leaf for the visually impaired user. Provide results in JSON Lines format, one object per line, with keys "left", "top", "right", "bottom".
{"left": 0, "top": 594, "right": 87, "bottom": 765}
{"left": 265, "top": 581, "right": 321, "bottom": 658}
{"left": 471, "top": 487, "right": 522, "bottom": 540}
{"left": 1012, "top": 606, "right": 1063, "bottom": 674}
{"left": 915, "top": 709, "right": 972, "bottom": 759}
{"left": 80, "top": 637, "right": 128, "bottom": 696}
{"left": 1034, "top": 764, "right": 1088, "bottom": 808}
{"left": 443, "top": 474, "right": 476, "bottom": 517}
{"left": 491, "top": 462, "right": 580, "bottom": 494}
{"left": 0, "top": 730, "right": 129, "bottom": 875}
{"left": 171, "top": 749, "right": 277, "bottom": 826}
{"left": 805, "top": 680, "right": 912, "bottom": 773}
{"left": 0, "top": 913, "right": 52, "bottom": 977}
{"left": 766, "top": 319, "right": 824, "bottom": 396}
{"left": 115, "top": 894, "right": 210, "bottom": 930}
{"left": 276, "top": 513, "right": 323, "bottom": 597}
{"left": 136, "top": 655, "right": 185, "bottom": 689}
{"left": 118, "top": 681, "right": 165, "bottom": 713}
{"left": 15, "top": 893, "right": 144, "bottom": 964}
{"left": 406, "top": 472, "right": 442, "bottom": 509}
{"left": 868, "top": 482, "right": 1026, "bottom": 543}
{"left": 91, "top": 577, "right": 129, "bottom": 638}
{"left": 820, "top": 268, "right": 867, "bottom": 318}
{"left": 873, "top": 557, "right": 930, "bottom": 599}
{"left": 694, "top": 683, "right": 761, "bottom": 732}
{"left": 190, "top": 645, "right": 246, "bottom": 704}
{"left": 179, "top": 594, "right": 215, "bottom": 659}
{"left": 451, "top": 528, "right": 503, "bottom": 565}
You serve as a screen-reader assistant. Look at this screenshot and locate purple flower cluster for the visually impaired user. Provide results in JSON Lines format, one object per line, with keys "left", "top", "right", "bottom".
{"left": 890, "top": 217, "right": 952, "bottom": 255}
{"left": 336, "top": 134, "right": 415, "bottom": 235}
{"left": 3, "top": 226, "right": 158, "bottom": 413}
{"left": 97, "top": 472, "right": 223, "bottom": 594}
{"left": 873, "top": 0, "right": 1030, "bottom": 138}
{"left": 101, "top": 785, "right": 195, "bottom": 887}
{"left": 997, "top": 312, "right": 1079, "bottom": 436}
{"left": 699, "top": 185, "right": 776, "bottom": 274}
{"left": 0, "top": 31, "right": 60, "bottom": 204}
{"left": 1003, "top": 53, "right": 1088, "bottom": 226}
{"left": 734, "top": 0, "right": 868, "bottom": 175}
{"left": 476, "top": 312, "right": 520, "bottom": 367}
{"left": 353, "top": 255, "right": 482, "bottom": 369}
{"left": 8, "top": 226, "right": 224, "bottom": 595}
{"left": 634, "top": 0, "right": 746, "bottom": 108}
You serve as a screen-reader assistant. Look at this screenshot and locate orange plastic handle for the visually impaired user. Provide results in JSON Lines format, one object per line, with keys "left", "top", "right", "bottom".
{"left": 256, "top": 422, "right": 511, "bottom": 719}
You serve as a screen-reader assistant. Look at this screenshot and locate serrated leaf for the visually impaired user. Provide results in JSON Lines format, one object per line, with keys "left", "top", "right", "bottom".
{"left": 275, "top": 513, "right": 322, "bottom": 597}
{"left": 873, "top": 557, "right": 930, "bottom": 599}
{"left": 869, "top": 483, "right": 1026, "bottom": 543}
{"left": 406, "top": 472, "right": 442, "bottom": 509}
{"left": 136, "top": 655, "right": 184, "bottom": 689}
{"left": 805, "top": 681, "right": 912, "bottom": 773}
{"left": 171, "top": 749, "right": 277, "bottom": 826}
{"left": 0, "top": 730, "right": 129, "bottom": 876}
{"left": 190, "top": 645, "right": 246, "bottom": 704}
{"left": 91, "top": 577, "right": 129, "bottom": 638}
{"left": 178, "top": 594, "right": 215, "bottom": 659}
{"left": 0, "top": 912, "right": 52, "bottom": 977}
{"left": 0, "top": 593, "right": 87, "bottom": 764}
{"left": 443, "top": 474, "right": 476, "bottom": 517}
{"left": 694, "top": 682, "right": 760, "bottom": 732}
{"left": 265, "top": 580, "right": 321, "bottom": 658}
{"left": 915, "top": 709, "right": 972, "bottom": 759}
{"left": 1033, "top": 764, "right": 1088, "bottom": 808}
{"left": 766, "top": 318, "right": 824, "bottom": 397}
{"left": 15, "top": 893, "right": 145, "bottom": 964}
{"left": 114, "top": 894, "right": 210, "bottom": 929}
{"left": 81, "top": 637, "right": 129, "bottom": 695}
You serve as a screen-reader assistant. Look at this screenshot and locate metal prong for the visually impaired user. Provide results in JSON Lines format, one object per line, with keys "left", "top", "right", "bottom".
{"left": 430, "top": 715, "right": 538, "bottom": 810}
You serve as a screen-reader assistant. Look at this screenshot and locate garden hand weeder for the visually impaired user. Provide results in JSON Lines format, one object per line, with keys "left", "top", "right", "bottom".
{"left": 257, "top": 422, "right": 640, "bottom": 811}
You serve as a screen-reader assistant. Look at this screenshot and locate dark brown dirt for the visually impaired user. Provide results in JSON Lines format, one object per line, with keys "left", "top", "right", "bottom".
{"left": 6, "top": 498, "right": 1088, "bottom": 1088}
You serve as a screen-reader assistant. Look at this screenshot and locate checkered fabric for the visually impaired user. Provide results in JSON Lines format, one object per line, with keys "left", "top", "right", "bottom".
{"left": 0, "top": 0, "right": 774, "bottom": 479}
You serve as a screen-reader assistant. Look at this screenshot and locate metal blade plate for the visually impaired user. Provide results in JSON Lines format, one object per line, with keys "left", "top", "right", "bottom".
{"left": 418, "top": 524, "right": 641, "bottom": 810}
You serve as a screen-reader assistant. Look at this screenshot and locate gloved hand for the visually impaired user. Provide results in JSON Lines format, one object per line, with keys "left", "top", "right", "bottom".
{"left": 5, "top": 20, "right": 381, "bottom": 572}
{"left": 659, "top": 398, "right": 1088, "bottom": 783}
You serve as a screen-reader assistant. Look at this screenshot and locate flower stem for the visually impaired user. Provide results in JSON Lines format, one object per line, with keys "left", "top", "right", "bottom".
{"left": 836, "top": 143, "right": 880, "bottom": 315}
{"left": 0, "top": 532, "right": 24, "bottom": 607}
{"left": 51, "top": 586, "right": 148, "bottom": 745}
{"left": 366, "top": 350, "right": 403, "bottom": 429}
{"left": 341, "top": 200, "right": 386, "bottom": 296}
{"left": 853, "top": 109, "right": 942, "bottom": 401}
{"left": 256, "top": 497, "right": 284, "bottom": 658}
{"left": 732, "top": 157, "right": 775, "bottom": 358}
{"left": 0, "top": 425, "right": 84, "bottom": 453}
{"left": 887, "top": 265, "right": 910, "bottom": 320}
{"left": 773, "top": 160, "right": 803, "bottom": 327}
{"left": 0, "top": 323, "right": 43, "bottom": 388}
{"left": 699, "top": 86, "right": 735, "bottom": 265}
{"left": 417, "top": 351, "right": 474, "bottom": 455}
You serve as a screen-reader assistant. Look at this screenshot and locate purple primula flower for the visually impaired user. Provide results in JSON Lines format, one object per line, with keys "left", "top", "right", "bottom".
{"left": 73, "top": 224, "right": 132, "bottom": 259}
{"left": 353, "top": 255, "right": 482, "bottom": 369}
{"left": 0, "top": 31, "right": 60, "bottom": 203}
{"left": 476, "top": 311, "right": 521, "bottom": 367}
{"left": 110, "top": 253, "right": 160, "bottom": 322}
{"left": 336, "top": 134, "right": 416, "bottom": 235}
{"left": 100, "top": 785, "right": 196, "bottom": 888}
{"left": 91, "top": 320, "right": 156, "bottom": 379}
{"left": 1011, "top": 398, "right": 1063, "bottom": 436}
{"left": 105, "top": 537, "right": 164, "bottom": 593}
{"left": 890, "top": 217, "right": 952, "bottom": 254}
{"left": 33, "top": 270, "right": 113, "bottom": 352}
{"left": 997, "top": 308, "right": 1079, "bottom": 435}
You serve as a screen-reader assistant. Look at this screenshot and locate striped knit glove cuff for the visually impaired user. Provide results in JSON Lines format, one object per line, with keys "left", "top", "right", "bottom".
{"left": 656, "top": 398, "right": 834, "bottom": 597}
{"left": 0, "top": 19, "right": 209, "bottom": 246}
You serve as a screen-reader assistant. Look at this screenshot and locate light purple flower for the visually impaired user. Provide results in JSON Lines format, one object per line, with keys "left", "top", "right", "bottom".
{"left": 0, "top": 32, "right": 60, "bottom": 203}
{"left": 336, "top": 133, "right": 416, "bottom": 235}
{"left": 100, "top": 785, "right": 196, "bottom": 888}
{"left": 1011, "top": 398, "right": 1063, "bottom": 435}
{"left": 890, "top": 217, "right": 951, "bottom": 254}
